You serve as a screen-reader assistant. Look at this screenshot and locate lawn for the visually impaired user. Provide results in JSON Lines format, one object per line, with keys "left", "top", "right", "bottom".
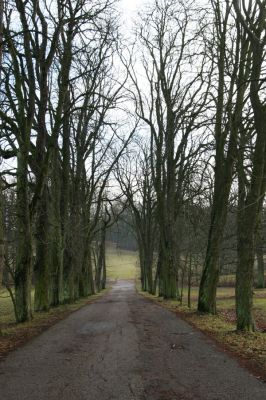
{"left": 106, "top": 244, "right": 138, "bottom": 280}
{"left": 0, "top": 288, "right": 22, "bottom": 326}
{"left": 178, "top": 286, "right": 266, "bottom": 331}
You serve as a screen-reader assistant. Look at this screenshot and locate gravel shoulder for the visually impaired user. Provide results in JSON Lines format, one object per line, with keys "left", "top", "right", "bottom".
{"left": 0, "top": 280, "right": 265, "bottom": 400}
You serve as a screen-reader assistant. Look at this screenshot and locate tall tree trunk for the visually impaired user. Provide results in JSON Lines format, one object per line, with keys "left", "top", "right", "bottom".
{"left": 0, "top": 0, "right": 4, "bottom": 287}
{"left": 145, "top": 251, "right": 153, "bottom": 294}
{"left": 101, "top": 253, "right": 106, "bottom": 290}
{"left": 236, "top": 218, "right": 256, "bottom": 331}
{"left": 139, "top": 241, "right": 146, "bottom": 291}
{"left": 100, "top": 227, "right": 106, "bottom": 290}
{"left": 34, "top": 185, "right": 51, "bottom": 311}
{"left": 157, "top": 241, "right": 164, "bottom": 297}
{"left": 96, "top": 225, "right": 106, "bottom": 292}
{"left": 256, "top": 216, "right": 265, "bottom": 289}
{"left": 60, "top": 91, "right": 71, "bottom": 302}
{"left": 198, "top": 10, "right": 248, "bottom": 313}
{"left": 233, "top": 5, "right": 266, "bottom": 330}
{"left": 162, "top": 114, "right": 178, "bottom": 299}
{"left": 188, "top": 254, "right": 192, "bottom": 308}
{"left": 236, "top": 144, "right": 266, "bottom": 331}
{"left": 15, "top": 150, "right": 32, "bottom": 322}
{"left": 198, "top": 179, "right": 231, "bottom": 313}
{"left": 87, "top": 244, "right": 95, "bottom": 295}
{"left": 0, "top": 179, "right": 4, "bottom": 287}
{"left": 79, "top": 237, "right": 92, "bottom": 297}
{"left": 50, "top": 149, "right": 63, "bottom": 306}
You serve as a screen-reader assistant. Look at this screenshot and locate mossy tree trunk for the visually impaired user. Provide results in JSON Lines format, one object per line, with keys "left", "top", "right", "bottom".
{"left": 13, "top": 2, "right": 35, "bottom": 322}
{"left": 255, "top": 216, "right": 265, "bottom": 289}
{"left": 236, "top": 134, "right": 266, "bottom": 331}
{"left": 34, "top": 185, "right": 51, "bottom": 311}
{"left": 79, "top": 241, "right": 95, "bottom": 297}
{"left": 0, "top": 1, "right": 4, "bottom": 288}
{"left": 198, "top": 3, "right": 249, "bottom": 314}
{"left": 95, "top": 225, "right": 106, "bottom": 292}
{"left": 15, "top": 150, "right": 33, "bottom": 322}
{"left": 50, "top": 148, "right": 64, "bottom": 306}
{"left": 233, "top": 0, "right": 266, "bottom": 331}
{"left": 156, "top": 122, "right": 179, "bottom": 300}
{"left": 0, "top": 179, "right": 4, "bottom": 287}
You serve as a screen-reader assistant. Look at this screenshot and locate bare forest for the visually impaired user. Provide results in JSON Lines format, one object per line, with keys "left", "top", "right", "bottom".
{"left": 1, "top": 0, "right": 266, "bottom": 340}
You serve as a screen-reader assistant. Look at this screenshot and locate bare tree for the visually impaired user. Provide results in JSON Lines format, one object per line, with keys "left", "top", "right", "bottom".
{"left": 125, "top": 0, "right": 210, "bottom": 298}
{"left": 233, "top": 0, "right": 266, "bottom": 331}
{"left": 116, "top": 139, "right": 157, "bottom": 293}
{"left": 198, "top": 0, "right": 250, "bottom": 314}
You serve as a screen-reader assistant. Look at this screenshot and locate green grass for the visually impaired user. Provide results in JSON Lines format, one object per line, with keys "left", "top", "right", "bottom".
{"left": 140, "top": 284, "right": 266, "bottom": 329}
{"left": 0, "top": 289, "right": 36, "bottom": 326}
{"left": 106, "top": 244, "right": 138, "bottom": 280}
{"left": 0, "top": 244, "right": 138, "bottom": 327}
{"left": 179, "top": 286, "right": 266, "bottom": 325}
{"left": 0, "top": 288, "right": 104, "bottom": 329}
{"left": 0, "top": 288, "right": 18, "bottom": 325}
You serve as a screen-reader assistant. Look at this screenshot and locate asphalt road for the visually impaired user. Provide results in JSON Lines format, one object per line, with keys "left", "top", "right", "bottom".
{"left": 0, "top": 280, "right": 265, "bottom": 400}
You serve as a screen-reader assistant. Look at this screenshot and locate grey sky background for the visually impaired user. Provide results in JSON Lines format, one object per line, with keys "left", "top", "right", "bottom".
{"left": 120, "top": 0, "right": 145, "bottom": 25}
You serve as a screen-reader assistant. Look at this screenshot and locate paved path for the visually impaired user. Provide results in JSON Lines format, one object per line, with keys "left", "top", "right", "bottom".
{"left": 0, "top": 281, "right": 265, "bottom": 400}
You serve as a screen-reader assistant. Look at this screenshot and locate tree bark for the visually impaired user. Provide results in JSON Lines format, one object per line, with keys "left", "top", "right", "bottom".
{"left": 0, "top": 0, "right": 4, "bottom": 287}
{"left": 50, "top": 148, "right": 64, "bottom": 306}
{"left": 256, "top": 225, "right": 265, "bottom": 289}
{"left": 15, "top": 150, "right": 32, "bottom": 322}
{"left": 198, "top": 5, "right": 248, "bottom": 313}
{"left": 233, "top": 2, "right": 266, "bottom": 331}
{"left": 34, "top": 185, "right": 51, "bottom": 311}
{"left": 0, "top": 179, "right": 4, "bottom": 287}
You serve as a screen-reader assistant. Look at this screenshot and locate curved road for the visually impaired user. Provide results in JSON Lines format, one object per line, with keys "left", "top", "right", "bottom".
{"left": 0, "top": 281, "right": 265, "bottom": 400}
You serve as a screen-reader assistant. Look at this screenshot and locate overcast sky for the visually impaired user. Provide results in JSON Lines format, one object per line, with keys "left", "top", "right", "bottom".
{"left": 120, "top": 0, "right": 144, "bottom": 25}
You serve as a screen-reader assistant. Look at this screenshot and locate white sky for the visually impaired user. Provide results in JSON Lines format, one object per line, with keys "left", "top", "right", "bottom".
{"left": 120, "top": 0, "right": 143, "bottom": 13}
{"left": 120, "top": 0, "right": 145, "bottom": 25}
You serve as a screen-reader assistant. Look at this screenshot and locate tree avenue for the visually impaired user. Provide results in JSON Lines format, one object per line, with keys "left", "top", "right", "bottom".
{"left": 0, "top": 0, "right": 266, "bottom": 333}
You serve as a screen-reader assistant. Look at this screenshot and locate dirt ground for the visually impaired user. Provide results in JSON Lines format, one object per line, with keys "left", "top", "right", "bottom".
{"left": 0, "top": 280, "right": 265, "bottom": 400}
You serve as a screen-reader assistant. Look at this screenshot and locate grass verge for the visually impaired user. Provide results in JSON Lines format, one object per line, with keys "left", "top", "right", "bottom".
{"left": 0, "top": 289, "right": 108, "bottom": 360}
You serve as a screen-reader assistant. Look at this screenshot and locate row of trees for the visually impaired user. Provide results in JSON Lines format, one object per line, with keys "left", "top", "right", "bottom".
{"left": 0, "top": 0, "right": 265, "bottom": 333}
{"left": 116, "top": 0, "right": 266, "bottom": 332}
{"left": 0, "top": 0, "right": 132, "bottom": 322}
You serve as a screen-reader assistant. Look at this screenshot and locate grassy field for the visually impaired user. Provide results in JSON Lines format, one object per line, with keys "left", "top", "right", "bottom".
{"left": 106, "top": 244, "right": 138, "bottom": 280}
